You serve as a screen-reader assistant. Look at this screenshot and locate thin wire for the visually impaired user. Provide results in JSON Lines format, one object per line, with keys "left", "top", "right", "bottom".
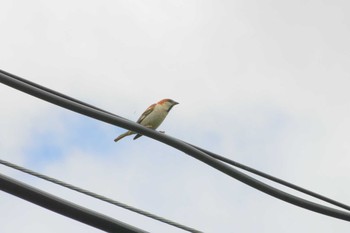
{"left": 1, "top": 70, "right": 350, "bottom": 222}
{"left": 0, "top": 159, "right": 202, "bottom": 233}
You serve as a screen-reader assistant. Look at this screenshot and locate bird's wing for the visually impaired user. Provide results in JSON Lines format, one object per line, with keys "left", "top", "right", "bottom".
{"left": 136, "top": 103, "right": 155, "bottom": 123}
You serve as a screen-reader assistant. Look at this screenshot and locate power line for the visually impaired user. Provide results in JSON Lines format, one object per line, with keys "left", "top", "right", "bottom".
{"left": 3, "top": 69, "right": 348, "bottom": 213}
{"left": 0, "top": 172, "right": 148, "bottom": 233}
{"left": 1, "top": 69, "right": 350, "bottom": 224}
{"left": 0, "top": 158, "right": 202, "bottom": 233}
{"left": 186, "top": 143, "right": 350, "bottom": 212}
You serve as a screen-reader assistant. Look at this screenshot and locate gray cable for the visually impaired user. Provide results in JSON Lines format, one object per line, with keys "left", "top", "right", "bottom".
{"left": 0, "top": 159, "right": 202, "bottom": 233}
{"left": 2, "top": 69, "right": 350, "bottom": 223}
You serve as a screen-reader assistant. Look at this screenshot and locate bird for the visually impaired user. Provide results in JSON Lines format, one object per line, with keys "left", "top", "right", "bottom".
{"left": 114, "top": 98, "right": 179, "bottom": 142}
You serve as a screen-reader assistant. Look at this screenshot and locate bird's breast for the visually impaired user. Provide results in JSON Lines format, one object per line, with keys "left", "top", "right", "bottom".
{"left": 140, "top": 107, "right": 168, "bottom": 129}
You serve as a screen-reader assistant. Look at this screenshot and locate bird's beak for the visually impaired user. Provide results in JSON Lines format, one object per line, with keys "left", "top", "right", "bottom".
{"left": 174, "top": 101, "right": 179, "bottom": 105}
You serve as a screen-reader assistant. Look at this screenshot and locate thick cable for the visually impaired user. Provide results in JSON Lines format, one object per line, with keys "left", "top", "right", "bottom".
{"left": 0, "top": 172, "right": 147, "bottom": 233}
{"left": 1, "top": 70, "right": 350, "bottom": 222}
{"left": 0, "top": 69, "right": 114, "bottom": 116}
{"left": 3, "top": 70, "right": 347, "bottom": 213}
{"left": 0, "top": 159, "right": 202, "bottom": 233}
{"left": 186, "top": 144, "right": 350, "bottom": 212}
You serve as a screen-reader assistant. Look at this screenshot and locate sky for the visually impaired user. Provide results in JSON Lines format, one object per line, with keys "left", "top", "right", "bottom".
{"left": 0, "top": 0, "right": 350, "bottom": 232}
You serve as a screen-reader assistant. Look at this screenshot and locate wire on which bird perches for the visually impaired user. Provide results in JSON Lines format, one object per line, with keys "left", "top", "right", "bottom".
{"left": 186, "top": 143, "right": 350, "bottom": 212}
{"left": 4, "top": 69, "right": 348, "bottom": 213}
{"left": 1, "top": 69, "right": 350, "bottom": 224}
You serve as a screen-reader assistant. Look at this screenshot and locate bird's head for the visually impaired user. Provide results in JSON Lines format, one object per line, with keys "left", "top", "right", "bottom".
{"left": 157, "top": 99, "right": 179, "bottom": 112}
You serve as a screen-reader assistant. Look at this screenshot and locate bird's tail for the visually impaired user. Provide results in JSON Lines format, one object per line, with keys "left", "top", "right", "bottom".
{"left": 114, "top": 131, "right": 134, "bottom": 142}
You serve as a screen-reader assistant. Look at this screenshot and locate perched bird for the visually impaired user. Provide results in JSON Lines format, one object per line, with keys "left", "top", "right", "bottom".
{"left": 114, "top": 99, "right": 179, "bottom": 142}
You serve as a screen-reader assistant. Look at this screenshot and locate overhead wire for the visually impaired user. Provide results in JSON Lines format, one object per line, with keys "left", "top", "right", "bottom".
{"left": 1, "top": 70, "right": 350, "bottom": 223}
{"left": 2, "top": 69, "right": 348, "bottom": 212}
{"left": 187, "top": 143, "right": 350, "bottom": 212}
{"left": 2, "top": 70, "right": 348, "bottom": 212}
{"left": 0, "top": 172, "right": 148, "bottom": 233}
{"left": 0, "top": 158, "right": 202, "bottom": 233}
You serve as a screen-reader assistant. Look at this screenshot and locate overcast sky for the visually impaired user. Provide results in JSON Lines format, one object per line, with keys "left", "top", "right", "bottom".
{"left": 1, "top": 0, "right": 350, "bottom": 232}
